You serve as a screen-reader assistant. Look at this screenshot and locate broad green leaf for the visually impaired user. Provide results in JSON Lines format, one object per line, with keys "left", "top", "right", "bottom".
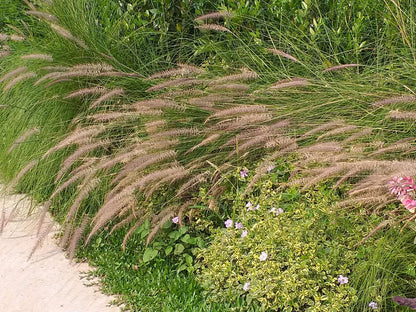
{"left": 143, "top": 248, "right": 158, "bottom": 263}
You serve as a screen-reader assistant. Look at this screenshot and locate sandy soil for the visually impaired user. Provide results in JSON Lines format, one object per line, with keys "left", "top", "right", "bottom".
{"left": 0, "top": 189, "right": 121, "bottom": 312}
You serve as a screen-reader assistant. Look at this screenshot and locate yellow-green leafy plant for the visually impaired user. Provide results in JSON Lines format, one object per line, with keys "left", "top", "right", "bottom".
{"left": 198, "top": 181, "right": 365, "bottom": 311}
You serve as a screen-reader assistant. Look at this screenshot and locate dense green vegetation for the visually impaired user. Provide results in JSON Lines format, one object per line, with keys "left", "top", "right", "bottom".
{"left": 2, "top": 0, "right": 416, "bottom": 311}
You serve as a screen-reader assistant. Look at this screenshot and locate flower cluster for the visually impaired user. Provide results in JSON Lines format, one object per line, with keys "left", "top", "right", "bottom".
{"left": 389, "top": 176, "right": 416, "bottom": 212}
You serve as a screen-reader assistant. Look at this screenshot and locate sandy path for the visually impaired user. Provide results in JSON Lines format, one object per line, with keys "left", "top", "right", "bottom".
{"left": 0, "top": 190, "right": 121, "bottom": 312}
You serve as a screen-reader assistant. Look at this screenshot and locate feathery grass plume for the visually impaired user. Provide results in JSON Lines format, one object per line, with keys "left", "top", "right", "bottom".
{"left": 130, "top": 98, "right": 182, "bottom": 110}
{"left": 265, "top": 136, "right": 297, "bottom": 149}
{"left": 29, "top": 221, "right": 54, "bottom": 260}
{"left": 55, "top": 140, "right": 110, "bottom": 183}
{"left": 88, "top": 167, "right": 188, "bottom": 243}
{"left": 208, "top": 83, "right": 249, "bottom": 92}
{"left": 3, "top": 72, "right": 36, "bottom": 92}
{"left": 71, "top": 63, "right": 114, "bottom": 72}
{"left": 45, "top": 78, "right": 72, "bottom": 87}
{"left": 50, "top": 166, "right": 97, "bottom": 200}
{"left": 186, "top": 134, "right": 221, "bottom": 154}
{"left": 146, "top": 78, "right": 204, "bottom": 92}
{"left": 188, "top": 94, "right": 233, "bottom": 107}
{"left": 26, "top": 10, "right": 59, "bottom": 22}
{"left": 150, "top": 128, "right": 200, "bottom": 139}
{"left": 323, "top": 63, "right": 359, "bottom": 72}
{"left": 21, "top": 54, "right": 53, "bottom": 61}
{"left": 298, "top": 141, "right": 343, "bottom": 154}
{"left": 88, "top": 110, "right": 163, "bottom": 122}
{"left": 0, "top": 66, "right": 28, "bottom": 83}
{"left": 213, "top": 69, "right": 259, "bottom": 83}
{"left": 0, "top": 33, "right": 8, "bottom": 41}
{"left": 145, "top": 120, "right": 166, "bottom": 134}
{"left": 65, "top": 86, "right": 107, "bottom": 99}
{"left": 42, "top": 126, "right": 105, "bottom": 159}
{"left": 89, "top": 88, "right": 124, "bottom": 109}
{"left": 194, "top": 11, "right": 233, "bottom": 22}
{"left": 372, "top": 95, "right": 416, "bottom": 107}
{"left": 146, "top": 209, "right": 177, "bottom": 245}
{"left": 265, "top": 48, "right": 299, "bottom": 63}
{"left": 316, "top": 125, "right": 357, "bottom": 140}
{"left": 8, "top": 127, "right": 40, "bottom": 154}
{"left": 41, "top": 66, "right": 70, "bottom": 72}
{"left": 228, "top": 133, "right": 275, "bottom": 158}
{"left": 0, "top": 50, "right": 11, "bottom": 59}
{"left": 111, "top": 150, "right": 177, "bottom": 185}
{"left": 144, "top": 168, "right": 190, "bottom": 199}
{"left": 65, "top": 178, "right": 99, "bottom": 223}
{"left": 207, "top": 113, "right": 273, "bottom": 131}
{"left": 109, "top": 214, "right": 135, "bottom": 235}
{"left": 301, "top": 120, "right": 345, "bottom": 137}
{"left": 368, "top": 139, "right": 414, "bottom": 157}
{"left": 220, "top": 119, "right": 291, "bottom": 148}
{"left": 10, "top": 34, "right": 25, "bottom": 42}
{"left": 195, "top": 23, "right": 232, "bottom": 33}
{"left": 34, "top": 71, "right": 64, "bottom": 85}
{"left": 68, "top": 215, "right": 90, "bottom": 261}
{"left": 161, "top": 89, "right": 205, "bottom": 99}
{"left": 49, "top": 23, "right": 88, "bottom": 49}
{"left": 388, "top": 110, "right": 416, "bottom": 120}
{"left": 148, "top": 63, "right": 204, "bottom": 80}
{"left": 342, "top": 127, "right": 372, "bottom": 145}
{"left": 9, "top": 160, "right": 38, "bottom": 189}
{"left": 176, "top": 171, "right": 210, "bottom": 196}
{"left": 206, "top": 105, "right": 268, "bottom": 122}
{"left": 269, "top": 77, "right": 308, "bottom": 90}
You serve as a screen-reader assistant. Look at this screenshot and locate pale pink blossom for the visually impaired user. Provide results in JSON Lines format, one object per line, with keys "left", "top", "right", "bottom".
{"left": 259, "top": 251, "right": 268, "bottom": 261}
{"left": 243, "top": 282, "right": 250, "bottom": 291}
{"left": 225, "top": 219, "right": 233, "bottom": 228}
{"left": 172, "top": 216, "right": 179, "bottom": 224}
{"left": 241, "top": 230, "right": 248, "bottom": 238}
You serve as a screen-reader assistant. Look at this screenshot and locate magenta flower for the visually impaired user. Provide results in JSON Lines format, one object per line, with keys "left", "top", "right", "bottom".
{"left": 172, "top": 216, "right": 179, "bottom": 224}
{"left": 369, "top": 302, "right": 378, "bottom": 309}
{"left": 259, "top": 251, "right": 268, "bottom": 261}
{"left": 235, "top": 222, "right": 243, "bottom": 229}
{"left": 241, "top": 230, "right": 248, "bottom": 238}
{"left": 337, "top": 275, "right": 348, "bottom": 285}
{"left": 243, "top": 282, "right": 250, "bottom": 291}
{"left": 240, "top": 170, "right": 248, "bottom": 178}
{"left": 389, "top": 176, "right": 416, "bottom": 198}
{"left": 401, "top": 197, "right": 416, "bottom": 211}
{"left": 225, "top": 219, "right": 233, "bottom": 228}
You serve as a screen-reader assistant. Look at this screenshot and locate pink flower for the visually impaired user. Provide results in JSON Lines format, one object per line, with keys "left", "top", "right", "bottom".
{"left": 259, "top": 251, "right": 268, "bottom": 261}
{"left": 246, "top": 201, "right": 253, "bottom": 211}
{"left": 337, "top": 275, "right": 348, "bottom": 285}
{"left": 401, "top": 197, "right": 416, "bottom": 211}
{"left": 389, "top": 176, "right": 416, "bottom": 198}
{"left": 240, "top": 170, "right": 248, "bottom": 178}
{"left": 172, "top": 216, "right": 179, "bottom": 224}
{"left": 369, "top": 302, "right": 378, "bottom": 309}
{"left": 225, "top": 219, "right": 233, "bottom": 228}
{"left": 235, "top": 222, "right": 243, "bottom": 229}
{"left": 243, "top": 282, "right": 250, "bottom": 291}
{"left": 241, "top": 230, "right": 248, "bottom": 238}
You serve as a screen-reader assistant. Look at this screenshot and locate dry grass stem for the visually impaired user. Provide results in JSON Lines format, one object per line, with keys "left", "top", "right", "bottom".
{"left": 342, "top": 128, "right": 372, "bottom": 144}
{"left": 214, "top": 69, "right": 259, "bottom": 83}
{"left": 148, "top": 64, "right": 204, "bottom": 79}
{"left": 317, "top": 125, "right": 357, "bottom": 140}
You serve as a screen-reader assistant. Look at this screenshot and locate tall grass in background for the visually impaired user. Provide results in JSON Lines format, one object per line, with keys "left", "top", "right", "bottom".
{"left": 2, "top": 0, "right": 416, "bottom": 310}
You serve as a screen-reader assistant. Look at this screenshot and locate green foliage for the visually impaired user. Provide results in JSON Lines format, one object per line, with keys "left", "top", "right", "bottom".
{"left": 138, "top": 220, "right": 206, "bottom": 274}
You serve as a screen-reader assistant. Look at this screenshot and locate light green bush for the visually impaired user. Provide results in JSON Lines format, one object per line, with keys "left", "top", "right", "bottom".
{"left": 198, "top": 181, "right": 362, "bottom": 311}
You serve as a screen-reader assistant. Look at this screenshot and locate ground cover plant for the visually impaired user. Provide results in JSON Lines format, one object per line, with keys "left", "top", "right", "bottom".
{"left": 2, "top": 0, "right": 416, "bottom": 311}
